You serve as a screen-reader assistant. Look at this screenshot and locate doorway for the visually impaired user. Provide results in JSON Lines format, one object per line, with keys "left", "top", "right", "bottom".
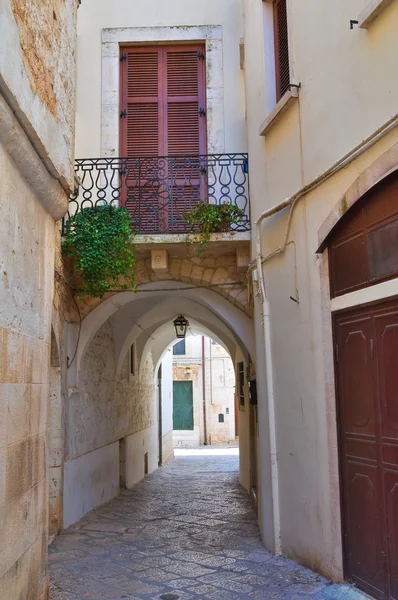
{"left": 334, "top": 298, "right": 398, "bottom": 600}
{"left": 173, "top": 381, "right": 194, "bottom": 431}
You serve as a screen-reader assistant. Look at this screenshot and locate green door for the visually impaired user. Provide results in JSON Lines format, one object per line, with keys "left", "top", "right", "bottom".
{"left": 173, "top": 381, "right": 194, "bottom": 430}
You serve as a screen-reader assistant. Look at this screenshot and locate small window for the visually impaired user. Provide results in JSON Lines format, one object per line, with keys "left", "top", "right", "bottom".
{"left": 273, "top": 0, "right": 290, "bottom": 101}
{"left": 130, "top": 343, "right": 136, "bottom": 376}
{"left": 173, "top": 339, "right": 186, "bottom": 355}
{"left": 238, "top": 361, "right": 245, "bottom": 408}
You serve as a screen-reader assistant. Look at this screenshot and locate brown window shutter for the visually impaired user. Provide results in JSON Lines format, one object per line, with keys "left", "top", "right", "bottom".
{"left": 119, "top": 45, "right": 207, "bottom": 232}
{"left": 120, "top": 47, "right": 161, "bottom": 157}
{"left": 164, "top": 46, "right": 206, "bottom": 156}
{"left": 274, "top": 0, "right": 290, "bottom": 102}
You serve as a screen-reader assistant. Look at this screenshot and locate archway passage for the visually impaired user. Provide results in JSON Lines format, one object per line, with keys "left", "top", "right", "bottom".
{"left": 329, "top": 171, "right": 398, "bottom": 600}
{"left": 62, "top": 283, "right": 254, "bottom": 529}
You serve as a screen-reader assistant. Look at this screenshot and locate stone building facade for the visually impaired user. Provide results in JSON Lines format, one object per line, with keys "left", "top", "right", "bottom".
{"left": 0, "top": 0, "right": 78, "bottom": 597}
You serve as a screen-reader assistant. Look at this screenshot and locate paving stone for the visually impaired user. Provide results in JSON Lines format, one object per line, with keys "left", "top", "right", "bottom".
{"left": 50, "top": 452, "right": 369, "bottom": 600}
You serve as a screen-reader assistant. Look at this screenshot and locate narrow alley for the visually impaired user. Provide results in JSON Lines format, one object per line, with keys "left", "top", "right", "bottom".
{"left": 49, "top": 450, "right": 364, "bottom": 600}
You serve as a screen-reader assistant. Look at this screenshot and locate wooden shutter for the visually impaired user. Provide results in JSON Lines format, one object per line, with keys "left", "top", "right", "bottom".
{"left": 120, "top": 45, "right": 206, "bottom": 158}
{"left": 274, "top": 0, "right": 290, "bottom": 101}
{"left": 120, "top": 48, "right": 161, "bottom": 157}
{"left": 119, "top": 45, "right": 206, "bottom": 232}
{"left": 165, "top": 47, "right": 206, "bottom": 156}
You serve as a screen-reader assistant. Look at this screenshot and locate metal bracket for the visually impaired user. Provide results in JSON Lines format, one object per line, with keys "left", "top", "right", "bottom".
{"left": 120, "top": 53, "right": 127, "bottom": 62}
{"left": 350, "top": 20, "right": 359, "bottom": 29}
{"left": 120, "top": 109, "right": 127, "bottom": 119}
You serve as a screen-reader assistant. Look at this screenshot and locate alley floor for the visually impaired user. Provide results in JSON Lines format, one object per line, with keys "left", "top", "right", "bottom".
{"left": 50, "top": 449, "right": 367, "bottom": 600}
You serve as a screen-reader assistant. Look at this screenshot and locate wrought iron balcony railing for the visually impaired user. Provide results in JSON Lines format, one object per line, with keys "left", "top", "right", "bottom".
{"left": 65, "top": 154, "right": 250, "bottom": 235}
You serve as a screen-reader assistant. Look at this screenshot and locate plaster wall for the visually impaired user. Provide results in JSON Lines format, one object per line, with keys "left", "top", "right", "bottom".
{"left": 243, "top": 0, "right": 398, "bottom": 579}
{"left": 125, "top": 424, "right": 158, "bottom": 488}
{"left": 236, "top": 347, "right": 250, "bottom": 493}
{"left": 63, "top": 442, "right": 119, "bottom": 528}
{"left": 75, "top": 0, "right": 246, "bottom": 158}
{"left": 160, "top": 350, "right": 174, "bottom": 463}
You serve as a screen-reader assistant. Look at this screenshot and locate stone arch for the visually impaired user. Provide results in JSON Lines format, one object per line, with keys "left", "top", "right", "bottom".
{"left": 72, "top": 254, "right": 251, "bottom": 322}
{"left": 317, "top": 142, "right": 398, "bottom": 252}
{"left": 71, "top": 281, "right": 254, "bottom": 384}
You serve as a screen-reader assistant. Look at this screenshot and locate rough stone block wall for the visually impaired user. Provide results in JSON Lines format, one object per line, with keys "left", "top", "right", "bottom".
{"left": 0, "top": 142, "right": 56, "bottom": 599}
{"left": 1, "top": 0, "right": 78, "bottom": 186}
{"left": 69, "top": 320, "right": 155, "bottom": 461}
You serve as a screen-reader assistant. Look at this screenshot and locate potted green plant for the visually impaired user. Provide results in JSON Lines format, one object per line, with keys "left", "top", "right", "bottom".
{"left": 182, "top": 202, "right": 245, "bottom": 254}
{"left": 62, "top": 204, "right": 137, "bottom": 298}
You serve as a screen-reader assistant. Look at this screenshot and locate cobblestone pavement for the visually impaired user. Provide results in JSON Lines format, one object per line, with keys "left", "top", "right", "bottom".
{"left": 50, "top": 450, "right": 367, "bottom": 600}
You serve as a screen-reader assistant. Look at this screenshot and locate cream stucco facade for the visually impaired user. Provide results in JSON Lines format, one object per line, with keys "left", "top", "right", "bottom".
{"left": 244, "top": 0, "right": 398, "bottom": 581}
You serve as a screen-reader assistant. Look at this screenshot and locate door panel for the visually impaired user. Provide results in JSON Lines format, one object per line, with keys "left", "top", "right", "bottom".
{"left": 335, "top": 298, "right": 398, "bottom": 600}
{"left": 375, "top": 308, "right": 398, "bottom": 600}
{"left": 345, "top": 462, "right": 386, "bottom": 594}
{"left": 173, "top": 381, "right": 194, "bottom": 431}
{"left": 338, "top": 319, "right": 376, "bottom": 436}
{"left": 385, "top": 469, "right": 398, "bottom": 600}
{"left": 336, "top": 312, "right": 386, "bottom": 598}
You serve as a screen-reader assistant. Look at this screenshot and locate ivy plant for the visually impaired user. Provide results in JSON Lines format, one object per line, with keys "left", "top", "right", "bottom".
{"left": 63, "top": 204, "right": 137, "bottom": 298}
{"left": 182, "top": 202, "right": 245, "bottom": 255}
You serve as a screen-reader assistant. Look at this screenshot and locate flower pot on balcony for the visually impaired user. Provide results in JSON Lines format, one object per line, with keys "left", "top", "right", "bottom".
{"left": 214, "top": 218, "right": 231, "bottom": 233}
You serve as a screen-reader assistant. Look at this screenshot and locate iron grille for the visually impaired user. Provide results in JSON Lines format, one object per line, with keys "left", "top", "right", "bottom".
{"left": 64, "top": 154, "right": 250, "bottom": 235}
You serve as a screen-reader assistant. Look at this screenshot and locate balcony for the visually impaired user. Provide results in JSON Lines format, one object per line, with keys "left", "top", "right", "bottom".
{"left": 65, "top": 154, "right": 250, "bottom": 238}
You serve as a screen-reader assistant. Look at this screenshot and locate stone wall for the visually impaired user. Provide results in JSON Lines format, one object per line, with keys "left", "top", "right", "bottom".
{"left": 1, "top": 0, "right": 78, "bottom": 187}
{"left": 0, "top": 0, "right": 77, "bottom": 594}
{"left": 63, "top": 319, "right": 157, "bottom": 526}
{"left": 69, "top": 320, "right": 155, "bottom": 460}
{"left": 71, "top": 247, "right": 252, "bottom": 322}
{"left": 0, "top": 136, "right": 55, "bottom": 599}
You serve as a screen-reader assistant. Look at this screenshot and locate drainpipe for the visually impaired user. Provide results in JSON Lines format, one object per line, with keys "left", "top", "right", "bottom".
{"left": 253, "top": 112, "right": 398, "bottom": 555}
{"left": 255, "top": 113, "right": 398, "bottom": 267}
{"left": 202, "top": 336, "right": 208, "bottom": 445}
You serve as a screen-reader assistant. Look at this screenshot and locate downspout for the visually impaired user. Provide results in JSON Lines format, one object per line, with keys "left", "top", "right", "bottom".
{"left": 202, "top": 336, "right": 208, "bottom": 445}
{"left": 254, "top": 113, "right": 398, "bottom": 556}
{"left": 255, "top": 240, "right": 281, "bottom": 555}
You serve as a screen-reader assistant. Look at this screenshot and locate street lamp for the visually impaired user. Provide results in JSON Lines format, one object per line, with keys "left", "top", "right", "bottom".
{"left": 173, "top": 315, "right": 189, "bottom": 339}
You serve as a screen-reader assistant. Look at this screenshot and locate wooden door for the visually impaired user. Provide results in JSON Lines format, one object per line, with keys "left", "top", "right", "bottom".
{"left": 173, "top": 381, "right": 194, "bottom": 431}
{"left": 120, "top": 45, "right": 207, "bottom": 232}
{"left": 334, "top": 298, "right": 398, "bottom": 600}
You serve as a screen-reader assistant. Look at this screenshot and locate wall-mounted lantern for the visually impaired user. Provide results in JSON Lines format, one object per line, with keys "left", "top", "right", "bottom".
{"left": 173, "top": 315, "right": 189, "bottom": 339}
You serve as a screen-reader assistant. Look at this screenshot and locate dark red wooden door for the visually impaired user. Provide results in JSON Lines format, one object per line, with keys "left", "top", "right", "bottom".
{"left": 335, "top": 299, "right": 398, "bottom": 600}
{"left": 119, "top": 45, "right": 207, "bottom": 232}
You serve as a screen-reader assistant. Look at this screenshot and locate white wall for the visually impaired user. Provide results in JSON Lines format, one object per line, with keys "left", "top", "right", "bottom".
{"left": 63, "top": 443, "right": 119, "bottom": 528}
{"left": 126, "top": 424, "right": 158, "bottom": 488}
{"left": 160, "top": 350, "right": 174, "bottom": 463}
